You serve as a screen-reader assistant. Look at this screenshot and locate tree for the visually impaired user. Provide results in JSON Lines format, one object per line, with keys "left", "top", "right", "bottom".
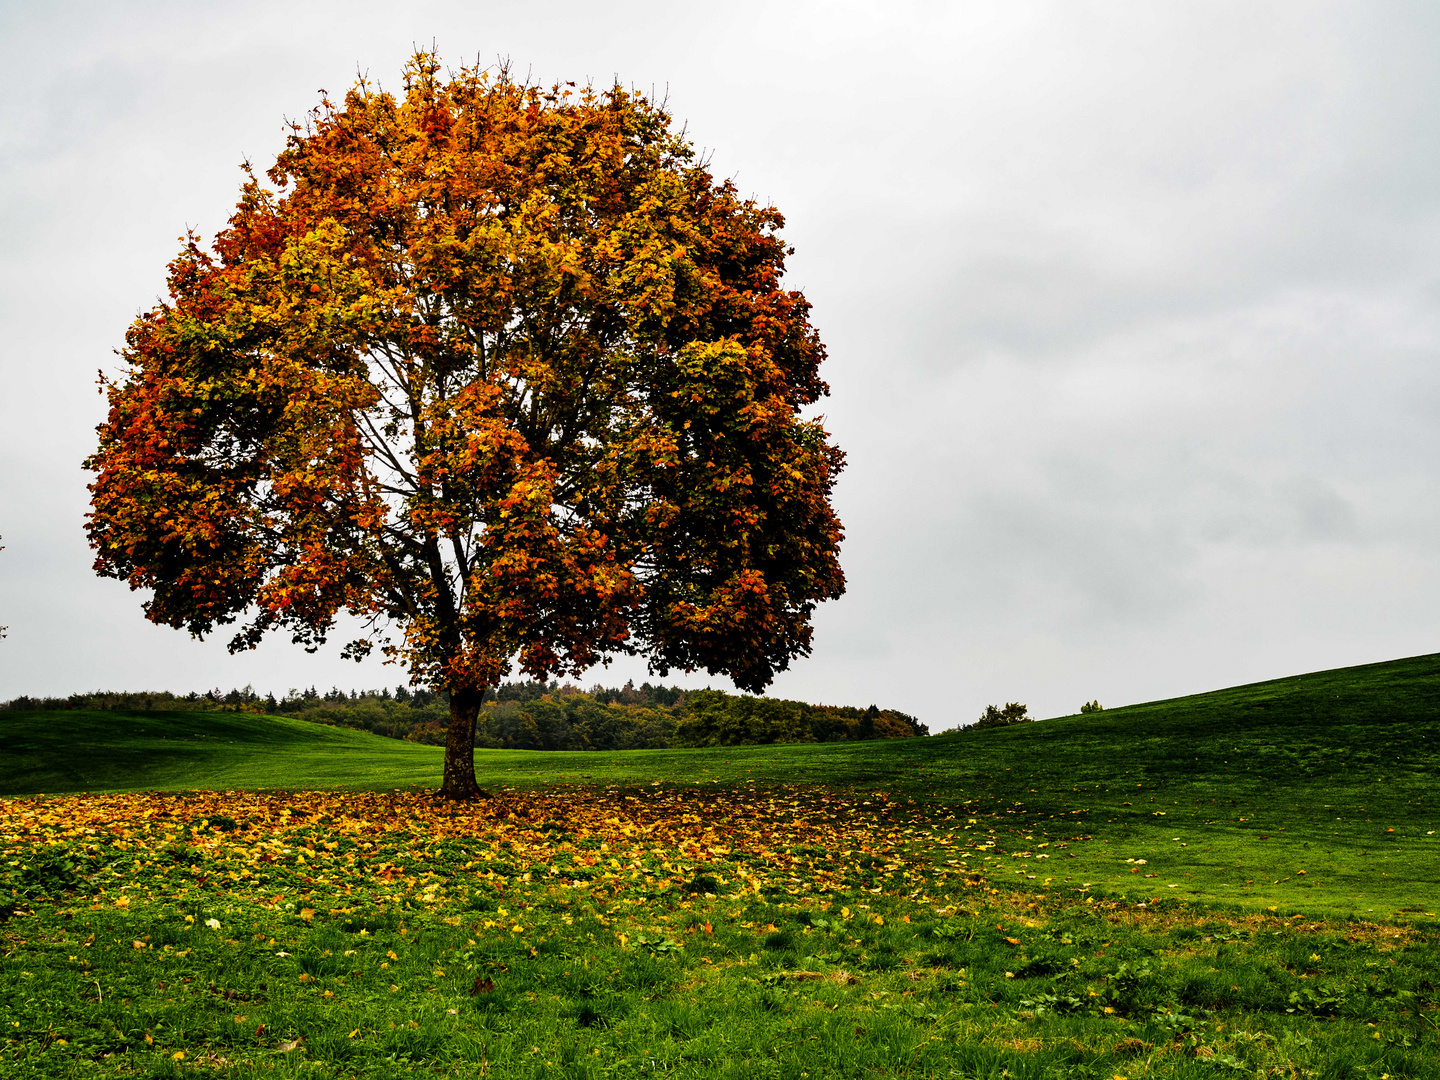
{"left": 974, "top": 702, "right": 1030, "bottom": 729}
{"left": 84, "top": 54, "right": 846, "bottom": 799}
{"left": 1079, "top": 699, "right": 1103, "bottom": 714}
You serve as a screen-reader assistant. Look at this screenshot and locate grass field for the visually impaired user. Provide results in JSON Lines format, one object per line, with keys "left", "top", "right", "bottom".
{"left": 2, "top": 654, "right": 1439, "bottom": 1076}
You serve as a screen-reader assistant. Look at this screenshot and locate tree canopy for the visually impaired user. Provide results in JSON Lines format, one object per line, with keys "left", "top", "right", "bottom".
{"left": 973, "top": 702, "right": 1031, "bottom": 729}
{"left": 85, "top": 54, "right": 846, "bottom": 797}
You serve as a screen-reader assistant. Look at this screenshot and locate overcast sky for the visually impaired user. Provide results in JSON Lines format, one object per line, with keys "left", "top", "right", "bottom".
{"left": 3, "top": 1, "right": 1439, "bottom": 729}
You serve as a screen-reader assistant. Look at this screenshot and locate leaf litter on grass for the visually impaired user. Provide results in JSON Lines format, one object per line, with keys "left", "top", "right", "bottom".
{"left": 2, "top": 786, "right": 1438, "bottom": 1078}
{"left": 1, "top": 786, "right": 949, "bottom": 911}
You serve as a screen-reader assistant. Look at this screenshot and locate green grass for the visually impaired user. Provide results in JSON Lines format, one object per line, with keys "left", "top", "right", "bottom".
{"left": 5, "top": 651, "right": 1438, "bottom": 919}
{"left": 2, "top": 787, "right": 1437, "bottom": 1079}
{"left": 0, "top": 710, "right": 444, "bottom": 795}
{"left": 3, "top": 653, "right": 1440, "bottom": 1076}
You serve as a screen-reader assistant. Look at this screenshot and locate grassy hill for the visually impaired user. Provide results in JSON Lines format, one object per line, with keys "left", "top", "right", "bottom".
{"left": 0, "top": 709, "right": 444, "bottom": 795}
{"left": 2, "top": 652, "right": 1438, "bottom": 917}
{"left": 4, "top": 654, "right": 1440, "bottom": 1077}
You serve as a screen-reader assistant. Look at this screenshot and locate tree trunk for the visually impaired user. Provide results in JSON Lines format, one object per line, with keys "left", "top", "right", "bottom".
{"left": 439, "top": 688, "right": 484, "bottom": 800}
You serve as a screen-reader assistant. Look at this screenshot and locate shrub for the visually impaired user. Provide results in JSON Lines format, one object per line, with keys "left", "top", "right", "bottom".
{"left": 974, "top": 702, "right": 1030, "bottom": 729}
{"left": 1080, "top": 699, "right": 1104, "bottom": 714}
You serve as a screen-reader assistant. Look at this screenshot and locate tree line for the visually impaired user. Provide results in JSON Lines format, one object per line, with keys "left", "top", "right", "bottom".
{"left": 0, "top": 681, "right": 926, "bottom": 751}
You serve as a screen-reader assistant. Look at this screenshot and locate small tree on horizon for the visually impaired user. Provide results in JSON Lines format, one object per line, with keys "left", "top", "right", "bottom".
{"left": 85, "top": 54, "right": 846, "bottom": 799}
{"left": 974, "top": 702, "right": 1030, "bottom": 729}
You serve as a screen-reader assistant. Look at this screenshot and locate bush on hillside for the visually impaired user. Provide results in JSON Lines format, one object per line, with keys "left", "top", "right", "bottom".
{"left": 1080, "top": 699, "right": 1104, "bottom": 714}
{"left": 974, "top": 702, "right": 1031, "bottom": 729}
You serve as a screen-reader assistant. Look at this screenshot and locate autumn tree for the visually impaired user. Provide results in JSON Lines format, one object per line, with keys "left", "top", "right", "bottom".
{"left": 85, "top": 54, "right": 846, "bottom": 798}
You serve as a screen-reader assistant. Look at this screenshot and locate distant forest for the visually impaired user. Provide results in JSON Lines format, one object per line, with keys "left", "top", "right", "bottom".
{"left": 1, "top": 681, "right": 927, "bottom": 750}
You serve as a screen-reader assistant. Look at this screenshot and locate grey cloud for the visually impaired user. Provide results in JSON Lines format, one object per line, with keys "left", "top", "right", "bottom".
{"left": 5, "top": 1, "right": 1440, "bottom": 731}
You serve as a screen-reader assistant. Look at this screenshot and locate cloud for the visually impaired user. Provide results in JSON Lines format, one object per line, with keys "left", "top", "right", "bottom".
{"left": 3, "top": 1, "right": 1440, "bottom": 730}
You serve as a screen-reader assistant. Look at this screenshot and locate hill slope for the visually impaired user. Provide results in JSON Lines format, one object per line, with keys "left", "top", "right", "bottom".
{"left": 3, "top": 653, "right": 1438, "bottom": 800}
{"left": 2, "top": 652, "right": 1437, "bottom": 915}
{"left": 0, "top": 709, "right": 444, "bottom": 795}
